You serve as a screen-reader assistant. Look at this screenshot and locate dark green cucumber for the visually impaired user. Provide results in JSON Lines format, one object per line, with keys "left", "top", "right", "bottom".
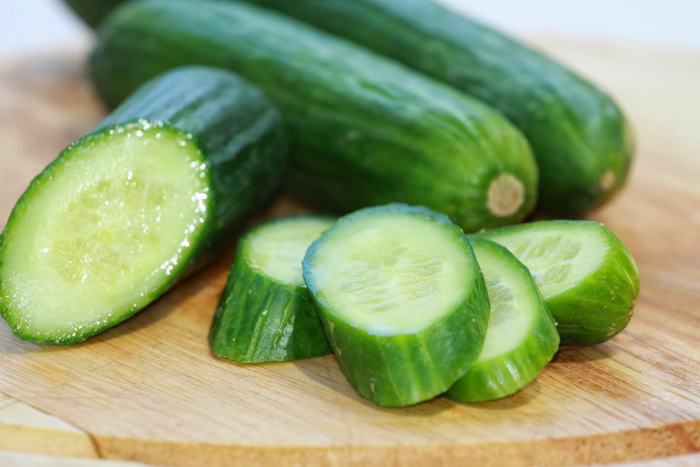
{"left": 62, "top": 0, "right": 127, "bottom": 28}
{"left": 210, "top": 216, "right": 334, "bottom": 363}
{"left": 0, "top": 66, "right": 286, "bottom": 344}
{"left": 302, "top": 204, "right": 490, "bottom": 407}
{"left": 446, "top": 237, "right": 559, "bottom": 403}
{"left": 482, "top": 221, "right": 640, "bottom": 346}
{"left": 241, "top": 0, "right": 634, "bottom": 215}
{"left": 90, "top": 0, "right": 539, "bottom": 233}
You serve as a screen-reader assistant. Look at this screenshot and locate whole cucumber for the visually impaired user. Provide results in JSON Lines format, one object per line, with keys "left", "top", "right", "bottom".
{"left": 89, "top": 0, "right": 539, "bottom": 232}
{"left": 241, "top": 0, "right": 635, "bottom": 215}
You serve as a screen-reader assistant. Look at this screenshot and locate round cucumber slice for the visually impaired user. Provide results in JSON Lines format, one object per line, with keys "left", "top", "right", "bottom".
{"left": 210, "top": 216, "right": 335, "bottom": 363}
{"left": 0, "top": 122, "right": 211, "bottom": 344}
{"left": 303, "top": 204, "right": 490, "bottom": 407}
{"left": 446, "top": 237, "right": 559, "bottom": 403}
{"left": 482, "top": 220, "right": 640, "bottom": 345}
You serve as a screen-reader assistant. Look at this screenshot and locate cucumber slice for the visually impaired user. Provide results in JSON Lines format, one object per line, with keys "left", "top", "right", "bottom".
{"left": 446, "top": 237, "right": 559, "bottom": 403}
{"left": 482, "top": 220, "right": 640, "bottom": 345}
{"left": 302, "top": 204, "right": 490, "bottom": 407}
{"left": 0, "top": 67, "right": 287, "bottom": 344}
{"left": 210, "top": 216, "right": 335, "bottom": 363}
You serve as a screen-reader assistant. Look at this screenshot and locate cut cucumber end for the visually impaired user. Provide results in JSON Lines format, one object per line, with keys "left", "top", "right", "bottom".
{"left": 245, "top": 216, "right": 335, "bottom": 287}
{"left": 210, "top": 216, "right": 335, "bottom": 363}
{"left": 303, "top": 204, "right": 490, "bottom": 407}
{"left": 304, "top": 206, "right": 473, "bottom": 336}
{"left": 482, "top": 220, "right": 640, "bottom": 346}
{"left": 485, "top": 221, "right": 607, "bottom": 299}
{"left": 0, "top": 121, "right": 211, "bottom": 344}
{"left": 446, "top": 237, "right": 559, "bottom": 403}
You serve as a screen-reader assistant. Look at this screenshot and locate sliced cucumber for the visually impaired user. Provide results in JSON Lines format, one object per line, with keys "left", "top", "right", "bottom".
{"left": 210, "top": 216, "right": 335, "bottom": 363}
{"left": 446, "top": 237, "right": 559, "bottom": 403}
{"left": 0, "top": 67, "right": 287, "bottom": 344}
{"left": 302, "top": 204, "right": 490, "bottom": 407}
{"left": 482, "top": 220, "right": 640, "bottom": 345}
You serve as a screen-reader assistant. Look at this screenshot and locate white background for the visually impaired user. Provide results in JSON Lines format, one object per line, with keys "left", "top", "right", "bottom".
{"left": 0, "top": 0, "right": 699, "bottom": 55}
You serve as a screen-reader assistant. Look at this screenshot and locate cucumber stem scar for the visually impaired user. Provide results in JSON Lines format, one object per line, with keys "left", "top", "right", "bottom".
{"left": 487, "top": 173, "right": 524, "bottom": 217}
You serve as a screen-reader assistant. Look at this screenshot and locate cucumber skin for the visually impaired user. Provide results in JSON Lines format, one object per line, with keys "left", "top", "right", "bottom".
{"left": 62, "top": 0, "right": 126, "bottom": 27}
{"left": 241, "top": 0, "right": 634, "bottom": 215}
{"left": 0, "top": 67, "right": 287, "bottom": 344}
{"left": 303, "top": 205, "right": 490, "bottom": 407}
{"left": 446, "top": 238, "right": 559, "bottom": 403}
{"left": 483, "top": 221, "right": 640, "bottom": 346}
{"left": 209, "top": 217, "right": 332, "bottom": 363}
{"left": 89, "top": 0, "right": 539, "bottom": 233}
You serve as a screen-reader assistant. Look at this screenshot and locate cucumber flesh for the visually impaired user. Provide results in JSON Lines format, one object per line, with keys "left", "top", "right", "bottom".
{"left": 482, "top": 220, "right": 640, "bottom": 345}
{"left": 246, "top": 217, "right": 334, "bottom": 287}
{"left": 303, "top": 204, "right": 490, "bottom": 407}
{"left": 0, "top": 123, "right": 209, "bottom": 343}
{"left": 1, "top": 66, "right": 287, "bottom": 345}
{"left": 446, "top": 237, "right": 559, "bottom": 403}
{"left": 210, "top": 216, "right": 334, "bottom": 363}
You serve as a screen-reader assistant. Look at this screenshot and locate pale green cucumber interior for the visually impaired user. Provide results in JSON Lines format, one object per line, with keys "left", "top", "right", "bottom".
{"left": 488, "top": 225, "right": 607, "bottom": 299}
{"left": 306, "top": 211, "right": 472, "bottom": 335}
{"left": 470, "top": 240, "right": 538, "bottom": 361}
{"left": 0, "top": 122, "right": 209, "bottom": 340}
{"left": 245, "top": 217, "right": 334, "bottom": 287}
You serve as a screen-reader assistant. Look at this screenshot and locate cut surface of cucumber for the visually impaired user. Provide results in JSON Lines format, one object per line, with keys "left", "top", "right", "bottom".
{"left": 482, "top": 220, "right": 640, "bottom": 345}
{"left": 303, "top": 204, "right": 490, "bottom": 407}
{"left": 0, "top": 66, "right": 287, "bottom": 344}
{"left": 246, "top": 217, "right": 334, "bottom": 287}
{"left": 0, "top": 123, "right": 208, "bottom": 343}
{"left": 446, "top": 237, "right": 559, "bottom": 403}
{"left": 210, "top": 216, "right": 334, "bottom": 363}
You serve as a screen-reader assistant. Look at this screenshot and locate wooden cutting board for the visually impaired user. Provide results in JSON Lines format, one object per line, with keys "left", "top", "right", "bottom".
{"left": 0, "top": 38, "right": 698, "bottom": 467}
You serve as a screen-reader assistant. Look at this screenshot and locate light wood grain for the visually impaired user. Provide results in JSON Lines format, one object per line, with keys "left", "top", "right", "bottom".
{"left": 0, "top": 451, "right": 151, "bottom": 467}
{"left": 0, "top": 394, "right": 99, "bottom": 458}
{"left": 0, "top": 39, "right": 698, "bottom": 466}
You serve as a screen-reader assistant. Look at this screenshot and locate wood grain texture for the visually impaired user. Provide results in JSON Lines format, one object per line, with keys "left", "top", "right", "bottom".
{"left": 0, "top": 38, "right": 698, "bottom": 466}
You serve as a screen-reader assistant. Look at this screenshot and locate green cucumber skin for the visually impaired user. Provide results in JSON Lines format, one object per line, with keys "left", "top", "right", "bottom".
{"left": 0, "top": 67, "right": 287, "bottom": 344}
{"left": 303, "top": 205, "right": 490, "bottom": 407}
{"left": 90, "top": 0, "right": 539, "bottom": 233}
{"left": 62, "top": 0, "right": 126, "bottom": 27}
{"left": 446, "top": 237, "right": 559, "bottom": 403}
{"left": 241, "top": 0, "right": 634, "bottom": 215}
{"left": 483, "top": 221, "right": 641, "bottom": 346}
{"left": 209, "top": 217, "right": 333, "bottom": 363}
{"left": 209, "top": 252, "right": 331, "bottom": 364}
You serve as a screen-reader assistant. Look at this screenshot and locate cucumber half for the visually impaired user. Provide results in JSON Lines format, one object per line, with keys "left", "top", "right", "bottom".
{"left": 482, "top": 220, "right": 640, "bottom": 345}
{"left": 446, "top": 237, "right": 559, "bottom": 403}
{"left": 210, "top": 216, "right": 335, "bottom": 363}
{"left": 302, "top": 204, "right": 490, "bottom": 407}
{"left": 0, "top": 123, "right": 209, "bottom": 343}
{"left": 0, "top": 67, "right": 287, "bottom": 344}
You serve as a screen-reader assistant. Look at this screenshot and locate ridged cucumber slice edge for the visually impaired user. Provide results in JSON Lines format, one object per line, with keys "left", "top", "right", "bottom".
{"left": 210, "top": 216, "right": 335, "bottom": 363}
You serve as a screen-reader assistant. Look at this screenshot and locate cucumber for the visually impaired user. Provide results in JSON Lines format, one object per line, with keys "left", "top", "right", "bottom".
{"left": 89, "top": 0, "right": 539, "bottom": 233}
{"left": 0, "top": 66, "right": 287, "bottom": 344}
{"left": 482, "top": 221, "right": 640, "bottom": 346}
{"left": 446, "top": 237, "right": 559, "bottom": 403}
{"left": 210, "top": 216, "right": 334, "bottom": 363}
{"left": 241, "top": 0, "right": 634, "bottom": 215}
{"left": 62, "top": 0, "right": 126, "bottom": 27}
{"left": 302, "top": 204, "right": 490, "bottom": 407}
